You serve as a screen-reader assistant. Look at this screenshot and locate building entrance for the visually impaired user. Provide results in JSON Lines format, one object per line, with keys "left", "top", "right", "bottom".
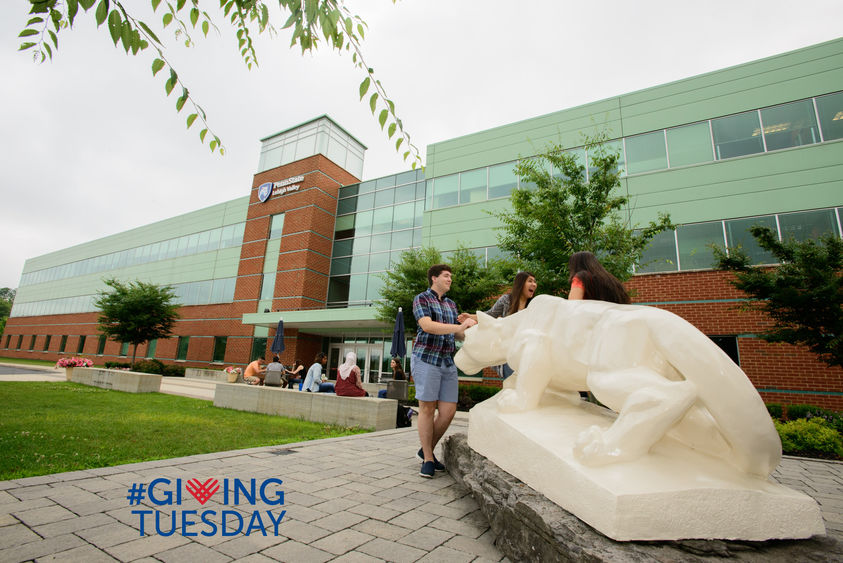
{"left": 328, "top": 342, "right": 385, "bottom": 383}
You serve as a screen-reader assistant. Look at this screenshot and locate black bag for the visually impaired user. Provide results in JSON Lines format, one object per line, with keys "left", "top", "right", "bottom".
{"left": 396, "top": 405, "right": 413, "bottom": 428}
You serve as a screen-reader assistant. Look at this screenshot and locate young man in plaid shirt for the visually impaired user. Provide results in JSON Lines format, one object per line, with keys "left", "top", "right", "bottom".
{"left": 411, "top": 264, "right": 476, "bottom": 478}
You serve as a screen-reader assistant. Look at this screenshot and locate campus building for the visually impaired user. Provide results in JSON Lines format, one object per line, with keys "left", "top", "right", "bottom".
{"left": 4, "top": 38, "right": 842, "bottom": 408}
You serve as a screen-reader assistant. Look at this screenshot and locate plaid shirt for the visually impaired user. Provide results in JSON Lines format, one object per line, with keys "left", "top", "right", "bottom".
{"left": 412, "top": 287, "right": 458, "bottom": 367}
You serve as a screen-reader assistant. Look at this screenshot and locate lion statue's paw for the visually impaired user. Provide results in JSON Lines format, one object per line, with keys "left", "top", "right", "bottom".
{"left": 495, "top": 388, "right": 532, "bottom": 413}
{"left": 573, "top": 425, "right": 621, "bottom": 465}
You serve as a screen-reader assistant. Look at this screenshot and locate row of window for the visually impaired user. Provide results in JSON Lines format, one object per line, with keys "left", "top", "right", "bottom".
{"left": 425, "top": 91, "right": 843, "bottom": 211}
{"left": 10, "top": 277, "right": 238, "bottom": 318}
{"left": 19, "top": 222, "right": 246, "bottom": 287}
{"left": 637, "top": 207, "right": 842, "bottom": 273}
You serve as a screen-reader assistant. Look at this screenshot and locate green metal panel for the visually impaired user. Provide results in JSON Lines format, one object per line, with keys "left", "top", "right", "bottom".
{"left": 421, "top": 198, "right": 511, "bottom": 250}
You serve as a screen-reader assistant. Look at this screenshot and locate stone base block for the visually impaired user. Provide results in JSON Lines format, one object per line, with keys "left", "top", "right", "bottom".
{"left": 444, "top": 433, "right": 841, "bottom": 562}
{"left": 468, "top": 394, "right": 825, "bottom": 541}
{"left": 70, "top": 368, "right": 162, "bottom": 393}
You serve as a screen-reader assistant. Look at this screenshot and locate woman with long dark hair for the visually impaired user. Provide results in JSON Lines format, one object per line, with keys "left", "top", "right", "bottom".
{"left": 567, "top": 251, "right": 630, "bottom": 304}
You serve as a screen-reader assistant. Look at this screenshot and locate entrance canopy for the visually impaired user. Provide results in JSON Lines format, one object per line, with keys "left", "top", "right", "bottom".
{"left": 242, "top": 307, "right": 390, "bottom": 335}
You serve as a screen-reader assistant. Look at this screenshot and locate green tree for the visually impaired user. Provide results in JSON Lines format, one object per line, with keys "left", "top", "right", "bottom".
{"left": 714, "top": 226, "right": 843, "bottom": 369}
{"left": 17, "top": 0, "right": 421, "bottom": 166}
{"left": 0, "top": 288, "right": 16, "bottom": 337}
{"left": 377, "top": 246, "right": 510, "bottom": 335}
{"left": 95, "top": 279, "right": 180, "bottom": 365}
{"left": 492, "top": 135, "right": 673, "bottom": 296}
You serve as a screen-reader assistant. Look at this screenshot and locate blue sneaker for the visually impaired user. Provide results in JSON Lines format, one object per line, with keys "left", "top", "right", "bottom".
{"left": 417, "top": 448, "right": 446, "bottom": 471}
{"left": 419, "top": 461, "right": 435, "bottom": 478}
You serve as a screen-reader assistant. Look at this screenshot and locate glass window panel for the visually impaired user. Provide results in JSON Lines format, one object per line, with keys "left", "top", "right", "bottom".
{"left": 677, "top": 222, "right": 725, "bottom": 270}
{"left": 433, "top": 174, "right": 459, "bottom": 209}
{"left": 372, "top": 207, "right": 393, "bottom": 234}
{"left": 376, "top": 175, "right": 396, "bottom": 189}
{"left": 333, "top": 238, "right": 353, "bottom": 257}
{"left": 250, "top": 337, "right": 266, "bottom": 362}
{"left": 368, "top": 252, "right": 390, "bottom": 272}
{"left": 337, "top": 197, "right": 357, "bottom": 215}
{"left": 59, "top": 335, "right": 67, "bottom": 352}
{"left": 207, "top": 228, "right": 221, "bottom": 251}
{"left": 413, "top": 228, "right": 422, "bottom": 247}
{"left": 213, "top": 337, "right": 227, "bottom": 363}
{"left": 425, "top": 180, "right": 434, "bottom": 209}
{"left": 416, "top": 181, "right": 427, "bottom": 201}
{"left": 331, "top": 257, "right": 351, "bottom": 276}
{"left": 97, "top": 335, "right": 106, "bottom": 355}
{"left": 232, "top": 222, "right": 246, "bottom": 245}
{"left": 197, "top": 280, "right": 212, "bottom": 304}
{"left": 211, "top": 279, "right": 225, "bottom": 303}
{"left": 392, "top": 202, "right": 414, "bottom": 231}
{"left": 339, "top": 184, "right": 359, "bottom": 198}
{"left": 391, "top": 229, "right": 414, "bottom": 251}
{"left": 712, "top": 111, "right": 764, "bottom": 159}
{"left": 328, "top": 276, "right": 350, "bottom": 305}
{"left": 260, "top": 274, "right": 275, "bottom": 300}
{"left": 370, "top": 232, "right": 391, "bottom": 253}
{"left": 761, "top": 99, "right": 819, "bottom": 151}
{"left": 366, "top": 276, "right": 384, "bottom": 304}
{"left": 778, "top": 209, "right": 840, "bottom": 242}
{"left": 666, "top": 122, "right": 713, "bottom": 167}
{"left": 43, "top": 335, "right": 51, "bottom": 351}
{"left": 219, "top": 225, "right": 234, "bottom": 248}
{"left": 358, "top": 180, "right": 377, "bottom": 194}
{"left": 196, "top": 231, "right": 210, "bottom": 253}
{"left": 186, "top": 233, "right": 199, "bottom": 255}
{"left": 518, "top": 159, "right": 551, "bottom": 191}
{"left": 348, "top": 274, "right": 368, "bottom": 303}
{"left": 815, "top": 91, "right": 843, "bottom": 141}
{"left": 120, "top": 341, "right": 129, "bottom": 356}
{"left": 335, "top": 215, "right": 355, "bottom": 234}
{"left": 269, "top": 213, "right": 285, "bottom": 239}
{"left": 355, "top": 211, "right": 373, "bottom": 236}
{"left": 177, "top": 336, "right": 190, "bottom": 360}
{"left": 625, "top": 131, "right": 667, "bottom": 174}
{"left": 350, "top": 254, "right": 369, "bottom": 274}
{"left": 587, "top": 140, "right": 625, "bottom": 178}
{"left": 375, "top": 188, "right": 395, "bottom": 207}
{"left": 395, "top": 183, "right": 415, "bottom": 203}
{"left": 414, "top": 201, "right": 425, "bottom": 227}
{"left": 356, "top": 192, "right": 374, "bottom": 211}
{"left": 460, "top": 168, "right": 487, "bottom": 203}
{"left": 725, "top": 216, "right": 777, "bottom": 265}
{"left": 147, "top": 338, "right": 157, "bottom": 359}
{"left": 488, "top": 162, "right": 517, "bottom": 199}
{"left": 396, "top": 170, "right": 417, "bottom": 186}
{"left": 353, "top": 236, "right": 371, "bottom": 255}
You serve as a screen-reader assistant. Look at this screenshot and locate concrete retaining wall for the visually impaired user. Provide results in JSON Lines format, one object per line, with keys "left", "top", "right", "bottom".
{"left": 70, "top": 367, "right": 162, "bottom": 393}
{"left": 185, "top": 367, "right": 236, "bottom": 383}
{"left": 213, "top": 383, "right": 397, "bottom": 430}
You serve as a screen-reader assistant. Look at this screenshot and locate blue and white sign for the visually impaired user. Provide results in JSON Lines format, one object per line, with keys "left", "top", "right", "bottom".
{"left": 257, "top": 183, "right": 273, "bottom": 203}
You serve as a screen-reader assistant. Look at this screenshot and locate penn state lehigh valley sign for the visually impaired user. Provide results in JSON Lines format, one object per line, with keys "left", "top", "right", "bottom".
{"left": 257, "top": 175, "right": 304, "bottom": 203}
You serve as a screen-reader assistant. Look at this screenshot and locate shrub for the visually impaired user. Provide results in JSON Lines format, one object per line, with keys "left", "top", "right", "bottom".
{"left": 458, "top": 384, "right": 500, "bottom": 411}
{"left": 131, "top": 359, "right": 165, "bottom": 375}
{"left": 162, "top": 365, "right": 186, "bottom": 377}
{"left": 785, "top": 404, "right": 843, "bottom": 434}
{"left": 105, "top": 362, "right": 131, "bottom": 369}
{"left": 766, "top": 403, "right": 783, "bottom": 420}
{"left": 775, "top": 418, "right": 843, "bottom": 460}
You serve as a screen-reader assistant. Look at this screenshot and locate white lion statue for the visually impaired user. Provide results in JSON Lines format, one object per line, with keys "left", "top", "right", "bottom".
{"left": 455, "top": 294, "right": 782, "bottom": 478}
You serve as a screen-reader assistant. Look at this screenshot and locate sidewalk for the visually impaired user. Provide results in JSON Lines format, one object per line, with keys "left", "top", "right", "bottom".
{"left": 1, "top": 364, "right": 840, "bottom": 561}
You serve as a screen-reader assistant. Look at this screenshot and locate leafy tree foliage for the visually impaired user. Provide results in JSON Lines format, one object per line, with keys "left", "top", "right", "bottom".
{"left": 377, "top": 246, "right": 511, "bottom": 335}
{"left": 95, "top": 279, "right": 180, "bottom": 365}
{"left": 18, "top": 0, "right": 421, "bottom": 166}
{"left": 492, "top": 136, "right": 673, "bottom": 296}
{"left": 714, "top": 226, "right": 843, "bottom": 369}
{"left": 0, "top": 288, "right": 15, "bottom": 337}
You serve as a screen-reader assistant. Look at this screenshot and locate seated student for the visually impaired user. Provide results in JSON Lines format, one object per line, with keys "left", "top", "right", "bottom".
{"left": 335, "top": 352, "right": 368, "bottom": 397}
{"left": 285, "top": 359, "right": 305, "bottom": 389}
{"left": 378, "top": 358, "right": 405, "bottom": 398}
{"left": 243, "top": 357, "right": 267, "bottom": 385}
{"left": 303, "top": 352, "right": 335, "bottom": 393}
{"left": 265, "top": 356, "right": 285, "bottom": 387}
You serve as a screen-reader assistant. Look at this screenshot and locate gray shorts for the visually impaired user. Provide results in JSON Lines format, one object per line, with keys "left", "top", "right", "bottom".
{"left": 411, "top": 356, "right": 458, "bottom": 403}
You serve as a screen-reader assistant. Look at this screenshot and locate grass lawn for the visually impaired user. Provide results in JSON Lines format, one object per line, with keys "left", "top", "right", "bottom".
{"left": 0, "top": 382, "right": 367, "bottom": 480}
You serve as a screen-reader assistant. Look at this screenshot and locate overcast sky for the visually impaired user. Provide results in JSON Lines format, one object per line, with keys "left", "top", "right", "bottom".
{"left": 2, "top": 0, "right": 842, "bottom": 290}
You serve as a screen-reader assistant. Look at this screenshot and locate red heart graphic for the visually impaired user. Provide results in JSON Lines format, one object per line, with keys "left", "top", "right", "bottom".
{"left": 185, "top": 478, "right": 219, "bottom": 505}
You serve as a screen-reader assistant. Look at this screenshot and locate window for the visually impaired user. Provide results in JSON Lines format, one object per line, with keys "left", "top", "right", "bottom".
{"left": 4, "top": 335, "right": 10, "bottom": 348}
{"left": 177, "top": 337, "right": 190, "bottom": 361}
{"left": 374, "top": 188, "right": 394, "bottom": 207}
{"left": 59, "top": 335, "right": 67, "bottom": 353}
{"left": 432, "top": 174, "right": 458, "bottom": 209}
{"left": 677, "top": 222, "right": 724, "bottom": 270}
{"left": 460, "top": 168, "right": 487, "bottom": 204}
{"left": 709, "top": 336, "right": 740, "bottom": 366}
{"left": 815, "top": 91, "right": 843, "bottom": 141}
{"left": 29, "top": 335, "right": 36, "bottom": 351}
{"left": 760, "top": 99, "right": 819, "bottom": 151}
{"left": 636, "top": 229, "right": 677, "bottom": 273}
{"left": 97, "top": 335, "right": 107, "bottom": 355}
{"left": 587, "top": 140, "right": 625, "bottom": 178}
{"left": 269, "top": 213, "right": 285, "bottom": 239}
{"left": 488, "top": 162, "right": 518, "bottom": 199}
{"left": 712, "top": 110, "right": 764, "bottom": 159}
{"left": 16, "top": 335, "right": 23, "bottom": 350}
{"left": 392, "top": 202, "right": 414, "bottom": 231}
{"left": 212, "top": 337, "right": 227, "bottom": 363}
{"left": 120, "top": 342, "right": 129, "bottom": 357}
{"left": 625, "top": 131, "right": 667, "bottom": 174}
{"left": 372, "top": 207, "right": 393, "bottom": 234}
{"left": 778, "top": 209, "right": 840, "bottom": 242}
{"left": 260, "top": 274, "right": 275, "bottom": 301}
{"left": 77, "top": 335, "right": 87, "bottom": 354}
{"left": 146, "top": 339, "right": 157, "bottom": 359}
{"left": 43, "top": 335, "right": 51, "bottom": 351}
{"left": 666, "top": 122, "right": 714, "bottom": 167}
{"left": 250, "top": 337, "right": 267, "bottom": 362}
{"left": 725, "top": 216, "right": 777, "bottom": 265}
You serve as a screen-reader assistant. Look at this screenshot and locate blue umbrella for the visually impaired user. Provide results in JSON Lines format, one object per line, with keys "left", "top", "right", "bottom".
{"left": 390, "top": 308, "right": 406, "bottom": 358}
{"left": 270, "top": 319, "right": 285, "bottom": 354}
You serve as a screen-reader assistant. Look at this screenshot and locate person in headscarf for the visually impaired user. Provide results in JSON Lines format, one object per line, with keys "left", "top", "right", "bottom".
{"left": 334, "top": 351, "right": 368, "bottom": 397}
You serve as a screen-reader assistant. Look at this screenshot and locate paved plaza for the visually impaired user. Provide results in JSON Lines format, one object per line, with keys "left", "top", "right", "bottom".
{"left": 0, "top": 363, "right": 840, "bottom": 561}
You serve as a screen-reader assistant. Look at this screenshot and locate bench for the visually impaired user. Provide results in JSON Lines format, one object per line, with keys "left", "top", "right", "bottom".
{"left": 213, "top": 383, "right": 398, "bottom": 431}
{"left": 68, "top": 367, "right": 162, "bottom": 393}
{"left": 185, "top": 367, "right": 237, "bottom": 383}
